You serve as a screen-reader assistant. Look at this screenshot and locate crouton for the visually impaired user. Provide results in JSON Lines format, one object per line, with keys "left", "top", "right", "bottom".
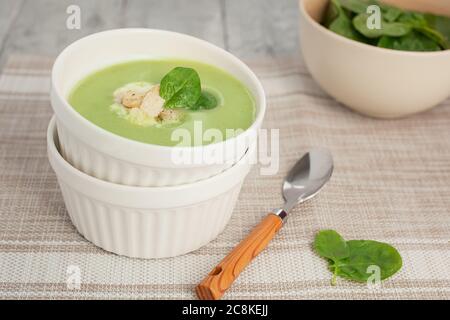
{"left": 124, "top": 90, "right": 147, "bottom": 108}
{"left": 159, "top": 109, "right": 184, "bottom": 123}
{"left": 113, "top": 82, "right": 152, "bottom": 105}
{"left": 141, "top": 84, "right": 165, "bottom": 117}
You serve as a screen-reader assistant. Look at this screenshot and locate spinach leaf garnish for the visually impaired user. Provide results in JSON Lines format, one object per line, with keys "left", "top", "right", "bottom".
{"left": 314, "top": 230, "right": 402, "bottom": 285}
{"left": 195, "top": 91, "right": 218, "bottom": 110}
{"left": 160, "top": 67, "right": 201, "bottom": 109}
{"left": 322, "top": 0, "right": 450, "bottom": 52}
{"left": 160, "top": 67, "right": 218, "bottom": 110}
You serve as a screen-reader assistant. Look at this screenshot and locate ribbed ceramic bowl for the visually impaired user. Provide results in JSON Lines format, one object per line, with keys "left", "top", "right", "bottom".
{"left": 51, "top": 28, "right": 265, "bottom": 187}
{"left": 299, "top": 0, "right": 450, "bottom": 118}
{"left": 48, "top": 117, "right": 254, "bottom": 259}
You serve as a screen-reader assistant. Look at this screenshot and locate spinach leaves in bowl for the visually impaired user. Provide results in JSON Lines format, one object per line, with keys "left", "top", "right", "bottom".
{"left": 323, "top": 0, "right": 450, "bottom": 51}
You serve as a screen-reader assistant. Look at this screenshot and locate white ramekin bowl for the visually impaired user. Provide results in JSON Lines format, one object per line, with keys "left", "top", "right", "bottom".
{"left": 47, "top": 117, "right": 254, "bottom": 259}
{"left": 51, "top": 28, "right": 265, "bottom": 187}
{"left": 299, "top": 0, "right": 450, "bottom": 118}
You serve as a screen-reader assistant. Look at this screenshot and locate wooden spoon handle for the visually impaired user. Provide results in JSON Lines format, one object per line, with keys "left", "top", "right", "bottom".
{"left": 196, "top": 213, "right": 283, "bottom": 300}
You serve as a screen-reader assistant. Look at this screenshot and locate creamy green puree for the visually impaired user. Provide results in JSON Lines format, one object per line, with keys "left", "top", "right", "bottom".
{"left": 68, "top": 59, "right": 256, "bottom": 146}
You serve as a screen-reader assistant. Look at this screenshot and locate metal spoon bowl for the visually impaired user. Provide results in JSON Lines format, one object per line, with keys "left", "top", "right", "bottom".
{"left": 282, "top": 148, "right": 334, "bottom": 214}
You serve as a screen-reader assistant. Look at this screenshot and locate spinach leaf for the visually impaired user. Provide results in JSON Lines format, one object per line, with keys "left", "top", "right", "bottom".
{"left": 425, "top": 14, "right": 450, "bottom": 40}
{"left": 424, "top": 14, "right": 450, "bottom": 48}
{"left": 160, "top": 67, "right": 201, "bottom": 109}
{"left": 353, "top": 13, "right": 411, "bottom": 38}
{"left": 322, "top": 0, "right": 448, "bottom": 52}
{"left": 416, "top": 26, "right": 449, "bottom": 50}
{"left": 330, "top": 15, "right": 365, "bottom": 41}
{"left": 397, "top": 11, "right": 427, "bottom": 27}
{"left": 323, "top": 0, "right": 340, "bottom": 28}
{"left": 336, "top": 240, "right": 403, "bottom": 282}
{"left": 382, "top": 6, "right": 402, "bottom": 22}
{"left": 195, "top": 91, "right": 218, "bottom": 110}
{"left": 397, "top": 12, "right": 448, "bottom": 49}
{"left": 339, "top": 0, "right": 375, "bottom": 14}
{"left": 314, "top": 230, "right": 350, "bottom": 285}
{"left": 314, "top": 230, "right": 350, "bottom": 261}
{"left": 314, "top": 230, "right": 402, "bottom": 285}
{"left": 378, "top": 31, "right": 441, "bottom": 51}
{"left": 329, "top": 1, "right": 367, "bottom": 42}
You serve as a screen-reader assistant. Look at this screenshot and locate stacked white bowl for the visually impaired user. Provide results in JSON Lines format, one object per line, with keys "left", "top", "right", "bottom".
{"left": 48, "top": 29, "right": 265, "bottom": 259}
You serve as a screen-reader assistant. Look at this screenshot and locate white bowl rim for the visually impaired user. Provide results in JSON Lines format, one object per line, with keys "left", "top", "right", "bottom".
{"left": 51, "top": 28, "right": 266, "bottom": 153}
{"left": 299, "top": 0, "right": 450, "bottom": 57}
{"left": 48, "top": 116, "right": 253, "bottom": 193}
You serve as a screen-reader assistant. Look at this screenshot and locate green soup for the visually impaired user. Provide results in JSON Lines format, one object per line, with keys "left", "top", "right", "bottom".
{"left": 68, "top": 59, "right": 256, "bottom": 146}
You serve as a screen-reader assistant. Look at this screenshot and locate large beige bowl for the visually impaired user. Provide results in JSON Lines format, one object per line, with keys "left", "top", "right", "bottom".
{"left": 299, "top": 0, "right": 450, "bottom": 118}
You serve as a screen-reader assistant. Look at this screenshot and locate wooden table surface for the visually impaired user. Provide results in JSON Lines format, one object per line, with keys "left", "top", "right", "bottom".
{"left": 0, "top": 0, "right": 300, "bottom": 68}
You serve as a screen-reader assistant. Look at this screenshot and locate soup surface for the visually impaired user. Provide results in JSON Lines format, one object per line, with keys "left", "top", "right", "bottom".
{"left": 68, "top": 59, "right": 256, "bottom": 146}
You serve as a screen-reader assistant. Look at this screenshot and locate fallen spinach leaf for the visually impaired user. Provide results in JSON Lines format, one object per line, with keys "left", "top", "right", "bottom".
{"left": 160, "top": 67, "right": 201, "bottom": 109}
{"left": 314, "top": 230, "right": 402, "bottom": 285}
{"left": 353, "top": 13, "right": 411, "bottom": 38}
{"left": 336, "top": 240, "right": 403, "bottom": 282}
{"left": 314, "top": 230, "right": 350, "bottom": 261}
{"left": 378, "top": 31, "right": 442, "bottom": 51}
{"left": 314, "top": 230, "right": 350, "bottom": 285}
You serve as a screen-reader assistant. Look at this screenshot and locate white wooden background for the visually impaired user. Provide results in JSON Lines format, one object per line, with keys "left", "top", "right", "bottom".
{"left": 0, "top": 0, "right": 300, "bottom": 68}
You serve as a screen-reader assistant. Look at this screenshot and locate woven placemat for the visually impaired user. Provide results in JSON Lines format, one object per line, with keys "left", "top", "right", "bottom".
{"left": 0, "top": 54, "right": 449, "bottom": 299}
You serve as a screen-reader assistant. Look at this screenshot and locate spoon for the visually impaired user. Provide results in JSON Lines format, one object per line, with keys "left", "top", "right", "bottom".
{"left": 196, "top": 148, "right": 334, "bottom": 300}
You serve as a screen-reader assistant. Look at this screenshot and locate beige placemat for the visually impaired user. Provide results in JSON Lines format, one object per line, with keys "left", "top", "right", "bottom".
{"left": 0, "top": 54, "right": 449, "bottom": 300}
